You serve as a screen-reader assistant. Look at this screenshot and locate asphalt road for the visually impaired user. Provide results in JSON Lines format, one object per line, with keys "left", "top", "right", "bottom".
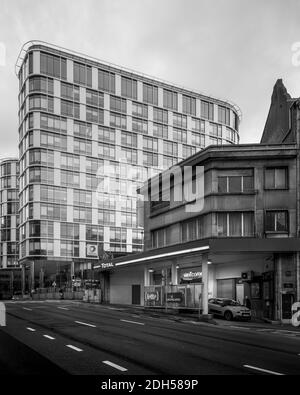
{"left": 1, "top": 300, "right": 300, "bottom": 375}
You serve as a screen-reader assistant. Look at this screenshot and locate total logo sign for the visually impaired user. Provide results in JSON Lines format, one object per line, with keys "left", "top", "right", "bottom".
{"left": 86, "top": 244, "right": 98, "bottom": 257}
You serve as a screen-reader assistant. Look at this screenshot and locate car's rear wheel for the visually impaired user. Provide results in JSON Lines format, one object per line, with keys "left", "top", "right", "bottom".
{"left": 224, "top": 311, "right": 233, "bottom": 321}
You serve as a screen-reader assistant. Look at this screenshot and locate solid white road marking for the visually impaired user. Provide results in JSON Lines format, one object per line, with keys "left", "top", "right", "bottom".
{"left": 102, "top": 360, "right": 128, "bottom": 372}
{"left": 243, "top": 365, "right": 284, "bottom": 375}
{"left": 23, "top": 307, "right": 32, "bottom": 311}
{"left": 75, "top": 321, "right": 96, "bottom": 328}
{"left": 66, "top": 345, "right": 83, "bottom": 352}
{"left": 43, "top": 335, "right": 55, "bottom": 340}
{"left": 120, "top": 319, "right": 145, "bottom": 326}
{"left": 26, "top": 327, "right": 36, "bottom": 332}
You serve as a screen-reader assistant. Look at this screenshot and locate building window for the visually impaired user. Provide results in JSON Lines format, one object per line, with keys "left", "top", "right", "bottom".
{"left": 265, "top": 168, "right": 288, "bottom": 189}
{"left": 163, "top": 141, "right": 178, "bottom": 156}
{"left": 98, "top": 127, "right": 115, "bottom": 144}
{"left": 210, "top": 123, "right": 222, "bottom": 137}
{"left": 143, "top": 152, "right": 158, "bottom": 167}
{"left": 208, "top": 136, "right": 221, "bottom": 145}
{"left": 40, "top": 52, "right": 67, "bottom": 80}
{"left": 218, "top": 175, "right": 254, "bottom": 193}
{"left": 143, "top": 136, "right": 158, "bottom": 152}
{"left": 61, "top": 99, "right": 79, "bottom": 118}
{"left": 132, "top": 117, "right": 148, "bottom": 134}
{"left": 217, "top": 212, "right": 254, "bottom": 237}
{"left": 74, "top": 121, "right": 92, "bottom": 139}
{"left": 143, "top": 83, "right": 158, "bottom": 105}
{"left": 120, "top": 147, "right": 138, "bottom": 164}
{"left": 121, "top": 76, "right": 137, "bottom": 100}
{"left": 74, "top": 138, "right": 92, "bottom": 155}
{"left": 86, "top": 225, "right": 104, "bottom": 241}
{"left": 98, "top": 69, "right": 115, "bottom": 93}
{"left": 132, "top": 102, "right": 148, "bottom": 119}
{"left": 40, "top": 132, "right": 67, "bottom": 151}
{"left": 98, "top": 142, "right": 115, "bottom": 160}
{"left": 265, "top": 211, "right": 288, "bottom": 233}
{"left": 61, "top": 82, "right": 80, "bottom": 101}
{"left": 151, "top": 228, "right": 167, "bottom": 248}
{"left": 182, "top": 95, "right": 196, "bottom": 116}
{"left": 173, "top": 113, "right": 187, "bottom": 129}
{"left": 86, "top": 89, "right": 104, "bottom": 108}
{"left": 153, "top": 107, "right": 168, "bottom": 124}
{"left": 29, "top": 94, "right": 54, "bottom": 113}
{"left": 121, "top": 131, "right": 137, "bottom": 148}
{"left": 173, "top": 128, "right": 187, "bottom": 143}
{"left": 110, "top": 113, "right": 127, "bottom": 129}
{"left": 73, "top": 190, "right": 92, "bottom": 207}
{"left": 73, "top": 207, "right": 92, "bottom": 223}
{"left": 201, "top": 101, "right": 214, "bottom": 121}
{"left": 182, "top": 145, "right": 196, "bottom": 159}
{"left": 163, "top": 156, "right": 177, "bottom": 169}
{"left": 86, "top": 106, "right": 104, "bottom": 124}
{"left": 73, "top": 62, "right": 92, "bottom": 87}
{"left": 61, "top": 153, "right": 80, "bottom": 171}
{"left": 61, "top": 170, "right": 80, "bottom": 187}
{"left": 218, "top": 105, "right": 230, "bottom": 125}
{"left": 191, "top": 132, "right": 205, "bottom": 147}
{"left": 191, "top": 118, "right": 205, "bottom": 133}
{"left": 40, "top": 113, "right": 67, "bottom": 133}
{"left": 110, "top": 96, "right": 127, "bottom": 114}
{"left": 29, "top": 76, "right": 54, "bottom": 95}
{"left": 163, "top": 89, "right": 178, "bottom": 111}
{"left": 153, "top": 123, "right": 168, "bottom": 139}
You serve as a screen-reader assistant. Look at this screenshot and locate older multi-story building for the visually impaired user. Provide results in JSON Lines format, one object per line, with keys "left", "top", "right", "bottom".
{"left": 0, "top": 158, "right": 19, "bottom": 268}
{"left": 0, "top": 158, "right": 21, "bottom": 299}
{"left": 109, "top": 80, "right": 300, "bottom": 323}
{"left": 16, "top": 40, "right": 240, "bottom": 290}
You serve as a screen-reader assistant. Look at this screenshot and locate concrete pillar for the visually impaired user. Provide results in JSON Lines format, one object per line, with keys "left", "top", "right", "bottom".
{"left": 202, "top": 254, "right": 209, "bottom": 315}
{"left": 144, "top": 266, "right": 150, "bottom": 286}
{"left": 171, "top": 261, "right": 178, "bottom": 285}
{"left": 30, "top": 261, "right": 35, "bottom": 292}
{"left": 297, "top": 252, "right": 300, "bottom": 303}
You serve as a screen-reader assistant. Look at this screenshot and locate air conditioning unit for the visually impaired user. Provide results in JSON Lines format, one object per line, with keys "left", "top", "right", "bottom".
{"left": 241, "top": 271, "right": 254, "bottom": 281}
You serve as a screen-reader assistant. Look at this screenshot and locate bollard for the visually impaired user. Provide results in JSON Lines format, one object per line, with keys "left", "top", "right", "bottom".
{"left": 0, "top": 302, "right": 6, "bottom": 326}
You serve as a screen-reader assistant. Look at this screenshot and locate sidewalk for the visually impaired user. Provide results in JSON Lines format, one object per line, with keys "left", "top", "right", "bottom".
{"left": 91, "top": 302, "right": 300, "bottom": 332}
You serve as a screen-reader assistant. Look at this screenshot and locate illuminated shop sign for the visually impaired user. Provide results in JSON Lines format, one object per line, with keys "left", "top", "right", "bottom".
{"left": 166, "top": 292, "right": 183, "bottom": 303}
{"left": 145, "top": 291, "right": 160, "bottom": 302}
{"left": 181, "top": 271, "right": 202, "bottom": 281}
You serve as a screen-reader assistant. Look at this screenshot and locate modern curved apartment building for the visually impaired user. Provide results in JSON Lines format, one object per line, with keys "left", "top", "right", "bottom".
{"left": 0, "top": 158, "right": 19, "bottom": 268}
{"left": 16, "top": 41, "right": 241, "bottom": 288}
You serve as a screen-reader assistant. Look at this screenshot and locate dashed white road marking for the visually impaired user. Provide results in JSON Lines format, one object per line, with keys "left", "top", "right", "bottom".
{"left": 75, "top": 321, "right": 96, "bottom": 328}
{"left": 120, "top": 319, "right": 145, "bottom": 326}
{"left": 23, "top": 307, "right": 32, "bottom": 311}
{"left": 243, "top": 365, "right": 284, "bottom": 375}
{"left": 66, "top": 345, "right": 83, "bottom": 352}
{"left": 43, "top": 335, "right": 55, "bottom": 340}
{"left": 102, "top": 360, "right": 128, "bottom": 372}
{"left": 26, "top": 327, "right": 36, "bottom": 332}
{"left": 58, "top": 307, "right": 69, "bottom": 310}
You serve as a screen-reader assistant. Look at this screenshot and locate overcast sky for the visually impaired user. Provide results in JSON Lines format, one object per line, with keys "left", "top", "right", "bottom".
{"left": 1, "top": 0, "right": 300, "bottom": 158}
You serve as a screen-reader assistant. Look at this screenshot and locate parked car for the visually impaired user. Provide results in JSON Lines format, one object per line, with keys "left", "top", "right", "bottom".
{"left": 11, "top": 291, "right": 23, "bottom": 301}
{"left": 208, "top": 298, "right": 251, "bottom": 321}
